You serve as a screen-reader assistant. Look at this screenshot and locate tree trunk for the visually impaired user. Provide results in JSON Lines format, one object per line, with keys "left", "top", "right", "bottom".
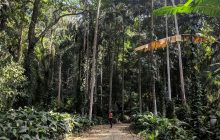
{"left": 151, "top": 0, "right": 157, "bottom": 115}
{"left": 109, "top": 50, "right": 114, "bottom": 111}
{"left": 46, "top": 31, "right": 54, "bottom": 105}
{"left": 75, "top": 47, "right": 81, "bottom": 112}
{"left": 25, "top": 0, "right": 41, "bottom": 104}
{"left": 17, "top": 26, "right": 23, "bottom": 62}
{"left": 26, "top": 0, "right": 40, "bottom": 73}
{"left": 82, "top": 26, "right": 87, "bottom": 109}
{"left": 89, "top": 0, "right": 101, "bottom": 121}
{"left": 171, "top": 0, "right": 186, "bottom": 105}
{"left": 138, "top": 0, "right": 142, "bottom": 114}
{"left": 82, "top": 27, "right": 87, "bottom": 115}
{"left": 84, "top": 29, "right": 90, "bottom": 115}
{"left": 17, "top": 2, "right": 26, "bottom": 62}
{"left": 122, "top": 36, "right": 125, "bottom": 116}
{"left": 138, "top": 57, "right": 142, "bottom": 113}
{"left": 100, "top": 64, "right": 103, "bottom": 114}
{"left": 152, "top": 79, "right": 157, "bottom": 115}
{"left": 162, "top": 63, "right": 167, "bottom": 116}
{"left": 165, "top": 0, "right": 172, "bottom": 101}
{"left": 58, "top": 55, "right": 62, "bottom": 108}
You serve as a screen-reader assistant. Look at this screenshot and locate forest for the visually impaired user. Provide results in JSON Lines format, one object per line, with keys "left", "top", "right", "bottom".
{"left": 0, "top": 0, "right": 219, "bottom": 139}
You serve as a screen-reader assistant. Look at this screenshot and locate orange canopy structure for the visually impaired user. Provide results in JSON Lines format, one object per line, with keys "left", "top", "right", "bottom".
{"left": 135, "top": 34, "right": 206, "bottom": 52}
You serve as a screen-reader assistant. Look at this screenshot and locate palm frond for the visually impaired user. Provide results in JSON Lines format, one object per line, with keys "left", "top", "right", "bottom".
{"left": 191, "top": 4, "right": 220, "bottom": 16}
{"left": 153, "top": 0, "right": 220, "bottom": 17}
{"left": 153, "top": 5, "right": 191, "bottom": 16}
{"left": 196, "top": 0, "right": 220, "bottom": 6}
{"left": 184, "top": 0, "right": 194, "bottom": 6}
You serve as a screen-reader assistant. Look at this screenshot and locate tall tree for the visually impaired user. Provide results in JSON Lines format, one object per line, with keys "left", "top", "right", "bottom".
{"left": 138, "top": 0, "right": 142, "bottom": 114}
{"left": 89, "top": 0, "right": 102, "bottom": 121}
{"left": 122, "top": 34, "right": 125, "bottom": 116}
{"left": 25, "top": 0, "right": 41, "bottom": 94}
{"left": 165, "top": 0, "right": 172, "bottom": 101}
{"left": 100, "top": 64, "right": 103, "bottom": 113}
{"left": 151, "top": 0, "right": 157, "bottom": 115}
{"left": 58, "top": 55, "right": 62, "bottom": 108}
{"left": 109, "top": 50, "right": 114, "bottom": 111}
{"left": 171, "top": 0, "right": 186, "bottom": 104}
{"left": 138, "top": 58, "right": 142, "bottom": 113}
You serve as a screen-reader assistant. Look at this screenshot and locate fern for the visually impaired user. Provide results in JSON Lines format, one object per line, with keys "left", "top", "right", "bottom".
{"left": 153, "top": 0, "right": 220, "bottom": 17}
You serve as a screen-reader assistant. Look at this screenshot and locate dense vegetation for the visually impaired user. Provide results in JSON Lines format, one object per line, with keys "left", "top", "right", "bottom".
{"left": 0, "top": 0, "right": 219, "bottom": 139}
{"left": 0, "top": 108, "right": 91, "bottom": 140}
{"left": 131, "top": 112, "right": 220, "bottom": 140}
{"left": 0, "top": 107, "right": 108, "bottom": 139}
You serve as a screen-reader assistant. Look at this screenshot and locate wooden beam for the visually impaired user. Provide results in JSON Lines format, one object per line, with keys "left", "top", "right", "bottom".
{"left": 135, "top": 34, "right": 207, "bottom": 52}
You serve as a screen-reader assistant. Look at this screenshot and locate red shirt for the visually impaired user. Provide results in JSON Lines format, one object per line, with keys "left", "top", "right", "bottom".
{"left": 108, "top": 112, "right": 113, "bottom": 118}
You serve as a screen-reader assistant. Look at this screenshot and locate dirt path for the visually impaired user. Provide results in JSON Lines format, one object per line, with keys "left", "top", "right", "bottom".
{"left": 66, "top": 124, "right": 143, "bottom": 140}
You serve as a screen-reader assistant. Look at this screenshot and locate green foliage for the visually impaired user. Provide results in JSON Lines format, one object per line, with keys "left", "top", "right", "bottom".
{"left": 0, "top": 107, "right": 92, "bottom": 140}
{"left": 165, "top": 100, "right": 175, "bottom": 119}
{"left": 0, "top": 62, "right": 27, "bottom": 110}
{"left": 91, "top": 116, "right": 109, "bottom": 125}
{"left": 131, "top": 112, "right": 193, "bottom": 140}
{"left": 131, "top": 107, "right": 220, "bottom": 139}
{"left": 175, "top": 105, "right": 190, "bottom": 122}
{"left": 154, "top": 0, "right": 220, "bottom": 17}
{"left": 73, "top": 115, "right": 92, "bottom": 131}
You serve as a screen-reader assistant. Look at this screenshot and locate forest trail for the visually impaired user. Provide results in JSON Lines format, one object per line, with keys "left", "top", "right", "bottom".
{"left": 66, "top": 124, "right": 143, "bottom": 140}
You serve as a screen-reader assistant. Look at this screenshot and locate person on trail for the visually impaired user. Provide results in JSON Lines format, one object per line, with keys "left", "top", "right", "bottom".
{"left": 108, "top": 111, "right": 113, "bottom": 128}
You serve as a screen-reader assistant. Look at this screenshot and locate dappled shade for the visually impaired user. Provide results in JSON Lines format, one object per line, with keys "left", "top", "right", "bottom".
{"left": 135, "top": 34, "right": 206, "bottom": 52}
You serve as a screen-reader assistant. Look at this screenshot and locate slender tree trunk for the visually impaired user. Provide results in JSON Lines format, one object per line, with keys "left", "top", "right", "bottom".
{"left": 165, "top": 0, "right": 172, "bottom": 101}
{"left": 82, "top": 27, "right": 87, "bottom": 115}
{"left": 152, "top": 78, "right": 157, "bottom": 115}
{"left": 89, "top": 0, "right": 101, "bottom": 121}
{"left": 83, "top": 29, "right": 87, "bottom": 52}
{"left": 138, "top": 0, "right": 142, "bottom": 114}
{"left": 162, "top": 63, "right": 166, "bottom": 116}
{"left": 17, "top": 2, "right": 26, "bottom": 62}
{"left": 171, "top": 0, "right": 186, "bottom": 104}
{"left": 76, "top": 47, "right": 81, "bottom": 113}
{"left": 84, "top": 29, "right": 90, "bottom": 114}
{"left": 84, "top": 0, "right": 91, "bottom": 114}
{"left": 109, "top": 50, "right": 114, "bottom": 111}
{"left": 115, "top": 42, "right": 119, "bottom": 72}
{"left": 122, "top": 36, "right": 125, "bottom": 116}
{"left": 100, "top": 64, "right": 103, "bottom": 113}
{"left": 138, "top": 57, "right": 142, "bottom": 113}
{"left": 47, "top": 31, "right": 54, "bottom": 105}
{"left": 129, "top": 90, "right": 132, "bottom": 112}
{"left": 58, "top": 55, "right": 62, "bottom": 108}
{"left": 94, "top": 59, "right": 98, "bottom": 115}
{"left": 81, "top": 29, "right": 86, "bottom": 111}
{"left": 17, "top": 26, "right": 23, "bottom": 62}
{"left": 50, "top": 40, "right": 55, "bottom": 91}
{"left": 151, "top": 0, "right": 157, "bottom": 115}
